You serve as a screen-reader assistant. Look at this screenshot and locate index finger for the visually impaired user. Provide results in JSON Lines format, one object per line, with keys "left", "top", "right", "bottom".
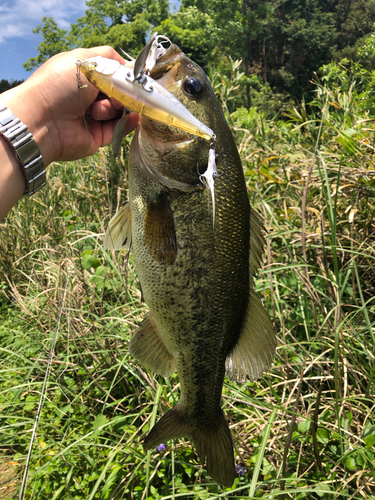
{"left": 73, "top": 45, "right": 126, "bottom": 65}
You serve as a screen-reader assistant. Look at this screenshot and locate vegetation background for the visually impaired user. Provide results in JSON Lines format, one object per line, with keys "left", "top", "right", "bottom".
{"left": 1, "top": 0, "right": 375, "bottom": 498}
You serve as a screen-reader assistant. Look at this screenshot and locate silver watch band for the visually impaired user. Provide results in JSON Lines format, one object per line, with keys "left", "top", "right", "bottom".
{"left": 0, "top": 105, "right": 46, "bottom": 196}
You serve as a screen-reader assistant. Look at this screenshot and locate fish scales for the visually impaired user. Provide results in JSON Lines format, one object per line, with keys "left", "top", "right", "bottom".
{"left": 105, "top": 44, "right": 275, "bottom": 487}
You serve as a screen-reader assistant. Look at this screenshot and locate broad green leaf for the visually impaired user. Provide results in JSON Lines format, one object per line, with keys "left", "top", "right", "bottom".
{"left": 93, "top": 413, "right": 107, "bottom": 430}
{"left": 316, "top": 427, "right": 330, "bottom": 444}
{"left": 298, "top": 420, "right": 311, "bottom": 433}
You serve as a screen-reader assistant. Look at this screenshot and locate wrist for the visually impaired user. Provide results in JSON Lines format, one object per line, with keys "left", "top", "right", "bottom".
{"left": 0, "top": 82, "right": 59, "bottom": 168}
{"left": 0, "top": 104, "right": 46, "bottom": 195}
{"left": 0, "top": 135, "right": 26, "bottom": 220}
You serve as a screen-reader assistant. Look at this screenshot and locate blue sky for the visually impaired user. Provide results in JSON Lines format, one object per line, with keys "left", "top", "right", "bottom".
{"left": 0, "top": 0, "right": 87, "bottom": 82}
{"left": 0, "top": 0, "right": 180, "bottom": 83}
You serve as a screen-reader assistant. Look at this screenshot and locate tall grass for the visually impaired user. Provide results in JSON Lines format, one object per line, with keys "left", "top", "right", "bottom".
{"left": 0, "top": 71, "right": 374, "bottom": 499}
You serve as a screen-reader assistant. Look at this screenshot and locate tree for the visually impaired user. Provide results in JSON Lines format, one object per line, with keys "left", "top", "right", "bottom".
{"left": 0, "top": 79, "right": 25, "bottom": 94}
{"left": 332, "top": 0, "right": 375, "bottom": 60}
{"left": 155, "top": 6, "right": 217, "bottom": 68}
{"left": 22, "top": 0, "right": 375, "bottom": 104}
{"left": 264, "top": 0, "right": 337, "bottom": 95}
{"left": 23, "top": 0, "right": 170, "bottom": 71}
{"left": 181, "top": 0, "right": 337, "bottom": 97}
{"left": 23, "top": 17, "right": 71, "bottom": 71}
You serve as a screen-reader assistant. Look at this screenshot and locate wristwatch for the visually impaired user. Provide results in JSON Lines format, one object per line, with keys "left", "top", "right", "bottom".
{"left": 0, "top": 105, "right": 46, "bottom": 196}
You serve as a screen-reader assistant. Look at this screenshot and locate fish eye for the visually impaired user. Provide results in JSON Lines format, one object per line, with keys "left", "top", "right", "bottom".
{"left": 183, "top": 77, "right": 204, "bottom": 97}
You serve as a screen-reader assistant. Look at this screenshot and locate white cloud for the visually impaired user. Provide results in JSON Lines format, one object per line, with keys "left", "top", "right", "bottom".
{"left": 0, "top": 0, "right": 86, "bottom": 44}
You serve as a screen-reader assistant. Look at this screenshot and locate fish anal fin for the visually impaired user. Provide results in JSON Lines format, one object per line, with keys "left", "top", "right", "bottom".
{"left": 129, "top": 312, "right": 175, "bottom": 377}
{"left": 226, "top": 280, "right": 276, "bottom": 382}
{"left": 104, "top": 203, "right": 132, "bottom": 250}
{"left": 144, "top": 192, "right": 177, "bottom": 265}
{"left": 144, "top": 406, "right": 235, "bottom": 488}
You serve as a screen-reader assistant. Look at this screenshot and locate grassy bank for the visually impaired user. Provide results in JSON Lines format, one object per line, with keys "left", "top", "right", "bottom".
{"left": 1, "top": 76, "right": 375, "bottom": 499}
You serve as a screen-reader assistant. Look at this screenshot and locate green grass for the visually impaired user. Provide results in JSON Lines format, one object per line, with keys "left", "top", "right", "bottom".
{"left": 1, "top": 74, "right": 375, "bottom": 499}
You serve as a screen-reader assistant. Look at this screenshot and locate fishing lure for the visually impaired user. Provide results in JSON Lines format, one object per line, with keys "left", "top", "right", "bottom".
{"left": 75, "top": 34, "right": 214, "bottom": 142}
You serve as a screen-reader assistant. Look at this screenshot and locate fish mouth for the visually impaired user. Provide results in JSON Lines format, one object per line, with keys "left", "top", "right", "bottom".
{"left": 149, "top": 44, "right": 185, "bottom": 81}
{"left": 140, "top": 116, "right": 191, "bottom": 145}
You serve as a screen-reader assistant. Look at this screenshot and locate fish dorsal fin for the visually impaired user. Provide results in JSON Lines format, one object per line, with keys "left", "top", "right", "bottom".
{"left": 226, "top": 208, "right": 275, "bottom": 382}
{"left": 144, "top": 192, "right": 177, "bottom": 265}
{"left": 226, "top": 280, "right": 275, "bottom": 382}
{"left": 250, "top": 208, "right": 266, "bottom": 276}
{"left": 104, "top": 204, "right": 132, "bottom": 250}
{"left": 129, "top": 312, "right": 176, "bottom": 377}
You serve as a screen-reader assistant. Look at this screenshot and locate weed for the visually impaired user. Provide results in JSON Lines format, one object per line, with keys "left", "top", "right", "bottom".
{"left": 1, "top": 74, "right": 374, "bottom": 499}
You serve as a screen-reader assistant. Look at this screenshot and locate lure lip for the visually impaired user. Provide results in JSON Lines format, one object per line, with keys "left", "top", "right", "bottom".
{"left": 76, "top": 55, "right": 215, "bottom": 142}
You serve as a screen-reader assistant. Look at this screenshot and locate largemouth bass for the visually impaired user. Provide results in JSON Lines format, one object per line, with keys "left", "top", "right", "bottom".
{"left": 105, "top": 44, "right": 275, "bottom": 487}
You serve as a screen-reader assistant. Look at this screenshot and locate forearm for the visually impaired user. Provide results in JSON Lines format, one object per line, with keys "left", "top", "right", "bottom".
{"left": 0, "top": 46, "right": 138, "bottom": 221}
{"left": 0, "top": 135, "right": 26, "bottom": 220}
{"left": 0, "top": 83, "right": 51, "bottom": 221}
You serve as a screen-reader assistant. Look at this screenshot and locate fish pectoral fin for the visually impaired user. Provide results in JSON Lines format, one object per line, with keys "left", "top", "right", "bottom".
{"left": 144, "top": 192, "right": 177, "bottom": 265}
{"left": 112, "top": 108, "right": 130, "bottom": 157}
{"left": 144, "top": 406, "right": 235, "bottom": 488}
{"left": 104, "top": 203, "right": 132, "bottom": 250}
{"left": 250, "top": 208, "right": 267, "bottom": 275}
{"left": 226, "top": 279, "right": 276, "bottom": 382}
{"left": 129, "top": 312, "right": 175, "bottom": 377}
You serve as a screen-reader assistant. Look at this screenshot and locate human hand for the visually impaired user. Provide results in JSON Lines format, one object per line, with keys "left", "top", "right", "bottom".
{"left": 0, "top": 46, "right": 139, "bottom": 166}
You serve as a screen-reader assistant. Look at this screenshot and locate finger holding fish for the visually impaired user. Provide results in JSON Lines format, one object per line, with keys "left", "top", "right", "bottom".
{"left": 88, "top": 95, "right": 124, "bottom": 120}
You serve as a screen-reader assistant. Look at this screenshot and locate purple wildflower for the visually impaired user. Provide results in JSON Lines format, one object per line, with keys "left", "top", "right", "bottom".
{"left": 235, "top": 464, "right": 246, "bottom": 477}
{"left": 157, "top": 443, "right": 166, "bottom": 451}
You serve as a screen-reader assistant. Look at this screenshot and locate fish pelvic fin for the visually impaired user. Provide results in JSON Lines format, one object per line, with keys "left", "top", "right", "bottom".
{"left": 104, "top": 203, "right": 132, "bottom": 250}
{"left": 143, "top": 405, "right": 235, "bottom": 488}
{"left": 226, "top": 279, "right": 276, "bottom": 382}
{"left": 112, "top": 108, "right": 129, "bottom": 157}
{"left": 129, "top": 312, "right": 175, "bottom": 377}
{"left": 144, "top": 192, "right": 177, "bottom": 265}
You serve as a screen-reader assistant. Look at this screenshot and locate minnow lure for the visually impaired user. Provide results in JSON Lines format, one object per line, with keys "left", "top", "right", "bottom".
{"left": 75, "top": 34, "right": 214, "bottom": 142}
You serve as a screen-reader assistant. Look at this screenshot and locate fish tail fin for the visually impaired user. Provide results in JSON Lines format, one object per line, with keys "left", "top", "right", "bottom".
{"left": 191, "top": 410, "right": 235, "bottom": 487}
{"left": 143, "top": 406, "right": 235, "bottom": 487}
